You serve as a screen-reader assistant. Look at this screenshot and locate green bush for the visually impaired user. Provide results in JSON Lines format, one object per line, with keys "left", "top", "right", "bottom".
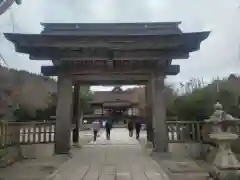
{"left": 14, "top": 107, "right": 34, "bottom": 122}
{"left": 168, "top": 76, "right": 240, "bottom": 121}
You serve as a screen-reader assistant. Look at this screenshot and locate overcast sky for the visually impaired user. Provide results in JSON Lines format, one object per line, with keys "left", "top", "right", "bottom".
{"left": 0, "top": 0, "right": 240, "bottom": 91}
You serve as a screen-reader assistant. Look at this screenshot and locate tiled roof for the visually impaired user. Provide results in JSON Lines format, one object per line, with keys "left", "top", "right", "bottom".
{"left": 41, "top": 22, "right": 182, "bottom": 35}
{"left": 91, "top": 87, "right": 138, "bottom": 104}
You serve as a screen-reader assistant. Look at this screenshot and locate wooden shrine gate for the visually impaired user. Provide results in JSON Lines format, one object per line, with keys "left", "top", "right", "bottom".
{"left": 4, "top": 22, "right": 209, "bottom": 154}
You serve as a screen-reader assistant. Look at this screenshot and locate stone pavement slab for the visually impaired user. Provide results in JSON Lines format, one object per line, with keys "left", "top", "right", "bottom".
{"left": 48, "top": 128, "right": 168, "bottom": 180}
{"left": 152, "top": 152, "right": 209, "bottom": 180}
{"left": 0, "top": 130, "right": 93, "bottom": 180}
{"left": 88, "top": 128, "right": 139, "bottom": 145}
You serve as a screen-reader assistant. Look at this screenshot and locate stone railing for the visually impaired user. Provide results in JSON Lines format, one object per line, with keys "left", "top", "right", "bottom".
{"left": 166, "top": 121, "right": 205, "bottom": 143}
{"left": 167, "top": 120, "right": 240, "bottom": 143}
{"left": 0, "top": 121, "right": 56, "bottom": 149}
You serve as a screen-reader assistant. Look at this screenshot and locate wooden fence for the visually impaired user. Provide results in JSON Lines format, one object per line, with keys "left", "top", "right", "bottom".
{"left": 0, "top": 121, "right": 55, "bottom": 149}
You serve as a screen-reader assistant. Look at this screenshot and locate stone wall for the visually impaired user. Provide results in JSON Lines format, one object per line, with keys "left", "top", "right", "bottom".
{"left": 168, "top": 142, "right": 223, "bottom": 164}
{"left": 21, "top": 144, "right": 54, "bottom": 159}
{"left": 0, "top": 144, "right": 55, "bottom": 167}
{"left": 168, "top": 143, "right": 204, "bottom": 159}
{"left": 168, "top": 141, "right": 240, "bottom": 164}
{"left": 0, "top": 146, "right": 22, "bottom": 167}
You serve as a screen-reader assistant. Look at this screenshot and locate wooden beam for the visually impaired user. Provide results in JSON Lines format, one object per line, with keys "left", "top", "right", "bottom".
{"left": 72, "top": 74, "right": 150, "bottom": 81}
{"left": 74, "top": 80, "right": 147, "bottom": 85}
{"left": 5, "top": 32, "right": 210, "bottom": 55}
{"left": 41, "top": 64, "right": 161, "bottom": 76}
{"left": 72, "top": 83, "right": 80, "bottom": 143}
{"left": 0, "top": 0, "right": 14, "bottom": 15}
{"left": 41, "top": 66, "right": 59, "bottom": 76}
{"left": 41, "top": 64, "right": 180, "bottom": 76}
{"left": 73, "top": 74, "right": 149, "bottom": 85}
{"left": 17, "top": 42, "right": 182, "bottom": 51}
{"left": 29, "top": 49, "right": 189, "bottom": 60}
{"left": 165, "top": 65, "right": 180, "bottom": 75}
{"left": 7, "top": 34, "right": 184, "bottom": 49}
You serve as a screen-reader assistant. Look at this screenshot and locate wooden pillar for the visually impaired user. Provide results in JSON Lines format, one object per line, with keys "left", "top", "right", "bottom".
{"left": 152, "top": 75, "right": 168, "bottom": 152}
{"left": 101, "top": 105, "right": 104, "bottom": 116}
{"left": 55, "top": 74, "right": 73, "bottom": 154}
{"left": 145, "top": 83, "right": 154, "bottom": 143}
{"left": 72, "top": 83, "right": 80, "bottom": 144}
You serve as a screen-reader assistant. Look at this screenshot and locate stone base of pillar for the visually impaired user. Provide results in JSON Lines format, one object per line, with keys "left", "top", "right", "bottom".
{"left": 153, "top": 132, "right": 168, "bottom": 153}
{"left": 145, "top": 141, "right": 154, "bottom": 149}
{"left": 152, "top": 147, "right": 168, "bottom": 153}
{"left": 54, "top": 145, "right": 71, "bottom": 155}
{"left": 153, "top": 145, "right": 168, "bottom": 153}
{"left": 146, "top": 122, "right": 154, "bottom": 143}
{"left": 72, "top": 143, "right": 82, "bottom": 148}
{"left": 72, "top": 128, "right": 79, "bottom": 144}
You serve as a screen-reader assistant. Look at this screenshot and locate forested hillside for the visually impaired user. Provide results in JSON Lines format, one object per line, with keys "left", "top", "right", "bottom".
{"left": 0, "top": 65, "right": 57, "bottom": 119}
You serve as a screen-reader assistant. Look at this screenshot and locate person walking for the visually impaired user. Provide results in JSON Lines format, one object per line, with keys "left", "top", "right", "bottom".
{"left": 105, "top": 119, "right": 112, "bottom": 140}
{"left": 92, "top": 120, "right": 100, "bottom": 141}
{"left": 128, "top": 120, "right": 134, "bottom": 137}
{"left": 102, "top": 120, "right": 106, "bottom": 128}
{"left": 135, "top": 120, "right": 142, "bottom": 140}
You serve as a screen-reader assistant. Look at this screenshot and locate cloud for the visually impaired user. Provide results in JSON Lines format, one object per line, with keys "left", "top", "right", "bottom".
{"left": 0, "top": 0, "right": 240, "bottom": 91}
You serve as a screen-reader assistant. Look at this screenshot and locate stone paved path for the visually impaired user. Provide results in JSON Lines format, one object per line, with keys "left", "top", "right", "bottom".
{"left": 0, "top": 130, "right": 93, "bottom": 180}
{"left": 49, "top": 128, "right": 168, "bottom": 180}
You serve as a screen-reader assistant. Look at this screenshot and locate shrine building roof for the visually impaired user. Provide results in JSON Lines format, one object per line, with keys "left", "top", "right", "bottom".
{"left": 90, "top": 86, "right": 137, "bottom": 105}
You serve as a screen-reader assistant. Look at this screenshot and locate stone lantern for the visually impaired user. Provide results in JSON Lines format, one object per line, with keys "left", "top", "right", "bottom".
{"left": 206, "top": 102, "right": 240, "bottom": 179}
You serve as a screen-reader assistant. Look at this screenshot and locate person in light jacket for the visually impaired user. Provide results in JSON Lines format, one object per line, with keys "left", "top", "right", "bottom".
{"left": 92, "top": 120, "right": 100, "bottom": 141}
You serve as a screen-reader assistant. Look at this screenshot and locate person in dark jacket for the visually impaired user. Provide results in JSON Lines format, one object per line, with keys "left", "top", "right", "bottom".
{"left": 135, "top": 121, "right": 142, "bottom": 139}
{"left": 128, "top": 120, "right": 134, "bottom": 137}
{"left": 105, "top": 120, "right": 112, "bottom": 140}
